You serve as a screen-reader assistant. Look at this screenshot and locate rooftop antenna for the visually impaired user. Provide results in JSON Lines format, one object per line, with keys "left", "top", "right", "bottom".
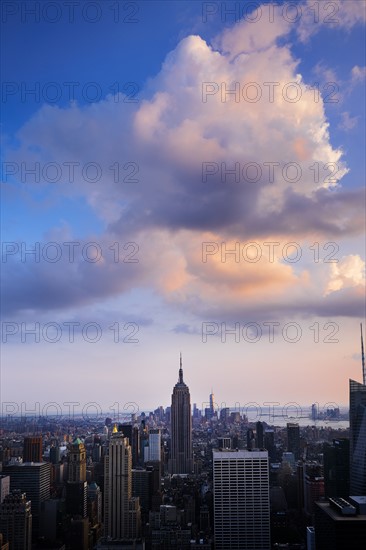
{"left": 361, "top": 323, "right": 365, "bottom": 386}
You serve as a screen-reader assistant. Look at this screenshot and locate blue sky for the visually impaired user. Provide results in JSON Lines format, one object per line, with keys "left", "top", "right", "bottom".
{"left": 1, "top": 0, "right": 365, "bottom": 413}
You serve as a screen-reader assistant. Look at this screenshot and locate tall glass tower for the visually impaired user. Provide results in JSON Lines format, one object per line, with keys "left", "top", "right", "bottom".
{"left": 168, "top": 354, "right": 193, "bottom": 474}
{"left": 349, "top": 323, "right": 366, "bottom": 495}
{"left": 349, "top": 379, "right": 366, "bottom": 495}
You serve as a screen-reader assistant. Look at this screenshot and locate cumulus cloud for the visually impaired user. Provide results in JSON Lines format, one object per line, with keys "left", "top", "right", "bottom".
{"left": 351, "top": 65, "right": 366, "bottom": 84}
{"left": 297, "top": 0, "right": 366, "bottom": 43}
{"left": 338, "top": 111, "right": 358, "bottom": 131}
{"left": 326, "top": 255, "right": 366, "bottom": 295}
{"left": 2, "top": 8, "right": 364, "bottom": 321}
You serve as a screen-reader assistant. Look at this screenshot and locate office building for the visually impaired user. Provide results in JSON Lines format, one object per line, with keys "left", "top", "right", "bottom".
{"left": 49, "top": 444, "right": 60, "bottom": 465}
{"left": 0, "top": 491, "right": 32, "bottom": 550}
{"left": 256, "top": 421, "right": 264, "bottom": 448}
{"left": 65, "top": 438, "right": 87, "bottom": 518}
{"left": 314, "top": 497, "right": 366, "bottom": 549}
{"left": 304, "top": 463, "right": 324, "bottom": 516}
{"left": 324, "top": 438, "right": 350, "bottom": 498}
{"left": 147, "top": 429, "right": 161, "bottom": 462}
{"left": 349, "top": 379, "right": 366, "bottom": 495}
{"left": 23, "top": 437, "right": 42, "bottom": 463}
{"left": 168, "top": 354, "right": 193, "bottom": 475}
{"left": 0, "top": 476, "right": 10, "bottom": 504}
{"left": 349, "top": 324, "right": 366, "bottom": 495}
{"left": 264, "top": 430, "right": 276, "bottom": 461}
{"left": 104, "top": 430, "right": 141, "bottom": 540}
{"left": 3, "top": 462, "right": 50, "bottom": 536}
{"left": 213, "top": 449, "right": 270, "bottom": 549}
{"left": 132, "top": 468, "right": 152, "bottom": 516}
{"left": 287, "top": 423, "right": 300, "bottom": 460}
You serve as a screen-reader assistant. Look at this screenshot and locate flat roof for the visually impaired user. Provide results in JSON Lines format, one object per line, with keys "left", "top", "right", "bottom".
{"left": 316, "top": 501, "right": 366, "bottom": 521}
{"left": 213, "top": 450, "right": 268, "bottom": 459}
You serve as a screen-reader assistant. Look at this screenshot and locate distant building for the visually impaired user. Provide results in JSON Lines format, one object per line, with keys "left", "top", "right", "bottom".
{"left": 0, "top": 476, "right": 10, "bottom": 504}
{"left": 324, "top": 439, "right": 350, "bottom": 498}
{"left": 256, "top": 421, "right": 264, "bottom": 448}
{"left": 304, "top": 462, "right": 324, "bottom": 516}
{"left": 287, "top": 423, "right": 300, "bottom": 460}
{"left": 264, "top": 430, "right": 276, "bottom": 460}
{"left": 65, "top": 437, "right": 87, "bottom": 518}
{"left": 217, "top": 437, "right": 231, "bottom": 450}
{"left": 150, "top": 504, "right": 191, "bottom": 549}
{"left": 246, "top": 428, "right": 255, "bottom": 450}
{"left": 49, "top": 444, "right": 60, "bottom": 465}
{"left": 132, "top": 469, "right": 152, "bottom": 516}
{"left": 147, "top": 429, "right": 161, "bottom": 462}
{"left": 23, "top": 436, "right": 42, "bottom": 463}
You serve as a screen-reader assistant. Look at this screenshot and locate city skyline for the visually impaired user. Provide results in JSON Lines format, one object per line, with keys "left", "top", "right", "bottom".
{"left": 1, "top": 0, "right": 365, "bottom": 408}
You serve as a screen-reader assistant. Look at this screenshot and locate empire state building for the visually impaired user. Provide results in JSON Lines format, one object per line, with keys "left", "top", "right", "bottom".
{"left": 169, "top": 354, "right": 193, "bottom": 474}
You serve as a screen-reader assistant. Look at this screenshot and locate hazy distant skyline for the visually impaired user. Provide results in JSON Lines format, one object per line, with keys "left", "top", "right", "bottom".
{"left": 1, "top": 1, "right": 365, "bottom": 409}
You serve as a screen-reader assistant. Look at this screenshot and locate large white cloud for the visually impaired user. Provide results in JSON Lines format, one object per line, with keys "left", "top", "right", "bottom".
{"left": 3, "top": 7, "right": 365, "bottom": 321}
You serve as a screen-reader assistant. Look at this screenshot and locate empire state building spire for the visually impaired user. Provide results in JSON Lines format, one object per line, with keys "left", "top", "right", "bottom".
{"left": 179, "top": 352, "right": 183, "bottom": 383}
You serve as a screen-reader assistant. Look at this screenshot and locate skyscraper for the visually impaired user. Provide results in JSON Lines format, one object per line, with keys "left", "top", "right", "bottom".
{"left": 314, "top": 498, "right": 366, "bottom": 549}
{"left": 65, "top": 438, "right": 87, "bottom": 518}
{"left": 3, "top": 462, "right": 50, "bottom": 537}
{"left": 0, "top": 476, "right": 10, "bottom": 504}
{"left": 213, "top": 450, "right": 271, "bottom": 550}
{"left": 23, "top": 436, "right": 42, "bottom": 463}
{"left": 209, "top": 390, "right": 215, "bottom": 415}
{"left": 256, "top": 421, "right": 264, "bottom": 449}
{"left": 349, "top": 323, "right": 366, "bottom": 495}
{"left": 104, "top": 430, "right": 141, "bottom": 540}
{"left": 324, "top": 439, "right": 350, "bottom": 498}
{"left": 349, "top": 379, "right": 366, "bottom": 495}
{"left": 147, "top": 429, "right": 161, "bottom": 462}
{"left": 0, "top": 490, "right": 32, "bottom": 550}
{"left": 67, "top": 438, "right": 86, "bottom": 483}
{"left": 287, "top": 423, "right": 300, "bottom": 460}
{"left": 168, "top": 354, "right": 193, "bottom": 475}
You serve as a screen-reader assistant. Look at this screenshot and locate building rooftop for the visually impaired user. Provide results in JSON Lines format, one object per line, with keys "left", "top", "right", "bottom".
{"left": 213, "top": 449, "right": 269, "bottom": 458}
{"left": 316, "top": 501, "right": 366, "bottom": 521}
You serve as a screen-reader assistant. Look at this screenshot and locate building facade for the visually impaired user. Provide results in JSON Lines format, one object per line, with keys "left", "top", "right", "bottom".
{"left": 104, "top": 431, "right": 141, "bottom": 540}
{"left": 23, "top": 437, "right": 42, "bottom": 463}
{"left": 213, "top": 450, "right": 271, "bottom": 550}
{"left": 349, "top": 379, "right": 366, "bottom": 495}
{"left": 0, "top": 490, "right": 32, "bottom": 550}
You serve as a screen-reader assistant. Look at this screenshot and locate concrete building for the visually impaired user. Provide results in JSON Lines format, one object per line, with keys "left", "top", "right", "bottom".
{"left": 314, "top": 497, "right": 366, "bottom": 549}
{"left": 213, "top": 449, "right": 270, "bottom": 549}
{"left": 104, "top": 430, "right": 141, "bottom": 541}
{"left": 0, "top": 490, "right": 32, "bottom": 550}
